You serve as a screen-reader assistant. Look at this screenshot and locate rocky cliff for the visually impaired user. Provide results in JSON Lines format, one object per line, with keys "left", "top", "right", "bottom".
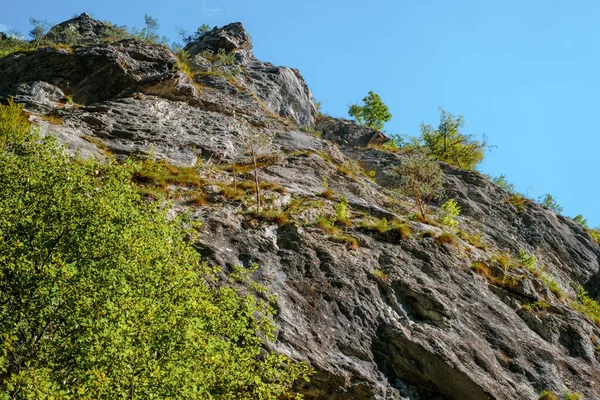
{"left": 2, "top": 14, "right": 600, "bottom": 400}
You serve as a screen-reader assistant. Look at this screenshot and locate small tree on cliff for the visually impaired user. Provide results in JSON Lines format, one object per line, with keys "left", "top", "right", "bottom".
{"left": 393, "top": 154, "right": 445, "bottom": 219}
{"left": 348, "top": 91, "right": 392, "bottom": 131}
{"left": 419, "top": 108, "right": 487, "bottom": 170}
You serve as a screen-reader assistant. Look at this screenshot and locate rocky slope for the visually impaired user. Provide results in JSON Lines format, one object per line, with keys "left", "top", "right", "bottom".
{"left": 2, "top": 14, "right": 600, "bottom": 400}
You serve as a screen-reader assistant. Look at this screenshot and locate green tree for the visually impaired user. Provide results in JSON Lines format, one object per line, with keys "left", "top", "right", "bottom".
{"left": 348, "top": 91, "right": 392, "bottom": 131}
{"left": 28, "top": 18, "right": 51, "bottom": 48}
{"left": 539, "top": 194, "right": 563, "bottom": 214}
{"left": 0, "top": 101, "right": 309, "bottom": 398}
{"left": 420, "top": 108, "right": 487, "bottom": 170}
{"left": 393, "top": 154, "right": 445, "bottom": 218}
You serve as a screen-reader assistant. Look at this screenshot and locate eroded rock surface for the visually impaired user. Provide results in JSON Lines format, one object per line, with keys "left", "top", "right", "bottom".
{"left": 3, "top": 15, "right": 600, "bottom": 400}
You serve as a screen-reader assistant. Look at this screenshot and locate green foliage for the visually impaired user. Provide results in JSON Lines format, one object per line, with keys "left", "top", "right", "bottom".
{"left": 438, "top": 198, "right": 461, "bottom": 228}
{"left": 573, "top": 214, "right": 589, "bottom": 228}
{"left": 0, "top": 34, "right": 34, "bottom": 58}
{"left": 487, "top": 174, "right": 516, "bottom": 193}
{"left": 348, "top": 91, "right": 392, "bottom": 131}
{"left": 522, "top": 300, "right": 550, "bottom": 312}
{"left": 132, "top": 14, "right": 167, "bottom": 44}
{"left": 419, "top": 108, "right": 486, "bottom": 170}
{"left": 572, "top": 285, "right": 600, "bottom": 326}
{"left": 0, "top": 102, "right": 310, "bottom": 398}
{"left": 538, "top": 390, "right": 559, "bottom": 400}
{"left": 178, "top": 24, "right": 211, "bottom": 44}
{"left": 336, "top": 196, "right": 351, "bottom": 225}
{"left": 538, "top": 194, "right": 563, "bottom": 214}
{"left": 564, "top": 391, "right": 584, "bottom": 400}
{"left": 505, "top": 193, "right": 531, "bottom": 214}
{"left": 393, "top": 154, "right": 445, "bottom": 218}
{"left": 516, "top": 250, "right": 536, "bottom": 270}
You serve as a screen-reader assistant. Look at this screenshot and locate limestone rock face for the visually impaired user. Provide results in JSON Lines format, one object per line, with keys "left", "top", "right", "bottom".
{"left": 3, "top": 15, "right": 600, "bottom": 400}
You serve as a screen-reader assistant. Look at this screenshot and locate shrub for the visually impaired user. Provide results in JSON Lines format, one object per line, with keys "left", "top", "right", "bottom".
{"left": 522, "top": 300, "right": 550, "bottom": 312}
{"left": 573, "top": 214, "right": 589, "bottom": 228}
{"left": 438, "top": 198, "right": 461, "bottom": 228}
{"left": 457, "top": 230, "right": 487, "bottom": 250}
{"left": 419, "top": 108, "right": 487, "bottom": 170}
{"left": 516, "top": 250, "right": 536, "bottom": 270}
{"left": 538, "top": 390, "right": 559, "bottom": 400}
{"left": 348, "top": 91, "right": 392, "bottom": 131}
{"left": 371, "top": 269, "right": 389, "bottom": 281}
{"left": 571, "top": 285, "right": 600, "bottom": 326}
{"left": 393, "top": 154, "right": 445, "bottom": 219}
{"left": 336, "top": 196, "right": 352, "bottom": 226}
{"left": 487, "top": 174, "right": 515, "bottom": 193}
{"left": 0, "top": 102, "right": 310, "bottom": 398}
{"left": 316, "top": 215, "right": 337, "bottom": 235}
{"left": 505, "top": 193, "right": 530, "bottom": 214}
{"left": 332, "top": 234, "right": 359, "bottom": 250}
{"left": 538, "top": 194, "right": 563, "bottom": 213}
{"left": 564, "top": 391, "right": 584, "bottom": 400}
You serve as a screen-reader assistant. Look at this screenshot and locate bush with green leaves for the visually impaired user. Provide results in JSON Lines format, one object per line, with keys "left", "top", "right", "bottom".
{"left": 419, "top": 108, "right": 487, "bottom": 170}
{"left": 0, "top": 101, "right": 309, "bottom": 398}
{"left": 438, "top": 198, "right": 461, "bottom": 228}
{"left": 485, "top": 174, "right": 515, "bottom": 193}
{"left": 348, "top": 91, "right": 392, "bottom": 131}
{"left": 539, "top": 194, "right": 563, "bottom": 214}
{"left": 393, "top": 154, "right": 445, "bottom": 219}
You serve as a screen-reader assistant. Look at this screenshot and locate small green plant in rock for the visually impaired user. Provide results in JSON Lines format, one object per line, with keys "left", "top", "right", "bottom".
{"left": 516, "top": 250, "right": 537, "bottom": 270}
{"left": 571, "top": 285, "right": 600, "bottom": 326}
{"left": 438, "top": 198, "right": 461, "bottom": 228}
{"left": 487, "top": 174, "right": 515, "bottom": 193}
{"left": 538, "top": 390, "right": 559, "bottom": 400}
{"left": 538, "top": 194, "right": 563, "bottom": 213}
{"left": 371, "top": 269, "right": 389, "bottom": 281}
{"left": 563, "top": 391, "right": 583, "bottom": 400}
{"left": 573, "top": 214, "right": 589, "bottom": 228}
{"left": 336, "top": 196, "right": 352, "bottom": 226}
{"left": 522, "top": 300, "right": 550, "bottom": 312}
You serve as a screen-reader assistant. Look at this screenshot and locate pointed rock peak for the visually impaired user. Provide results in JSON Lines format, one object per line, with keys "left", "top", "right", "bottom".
{"left": 184, "top": 21, "right": 253, "bottom": 58}
{"left": 44, "top": 13, "right": 126, "bottom": 44}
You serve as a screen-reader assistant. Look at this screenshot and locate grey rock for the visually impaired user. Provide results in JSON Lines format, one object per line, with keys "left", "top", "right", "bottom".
{"left": 44, "top": 13, "right": 127, "bottom": 44}
{"left": 14, "top": 81, "right": 64, "bottom": 112}
{"left": 317, "top": 116, "right": 391, "bottom": 147}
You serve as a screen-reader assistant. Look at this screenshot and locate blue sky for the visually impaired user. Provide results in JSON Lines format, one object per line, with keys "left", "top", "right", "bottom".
{"left": 3, "top": 1, "right": 599, "bottom": 226}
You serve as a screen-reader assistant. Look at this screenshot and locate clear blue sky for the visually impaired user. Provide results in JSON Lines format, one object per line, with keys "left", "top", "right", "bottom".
{"left": 3, "top": 1, "right": 599, "bottom": 226}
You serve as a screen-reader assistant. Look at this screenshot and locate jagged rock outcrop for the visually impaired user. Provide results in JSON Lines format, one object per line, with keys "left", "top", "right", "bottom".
{"left": 3, "top": 15, "right": 600, "bottom": 400}
{"left": 44, "top": 12, "right": 127, "bottom": 44}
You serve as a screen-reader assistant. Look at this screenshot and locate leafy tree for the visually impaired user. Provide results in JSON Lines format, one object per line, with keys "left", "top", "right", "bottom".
{"left": 539, "top": 194, "right": 563, "bottom": 214}
{"left": 393, "top": 154, "right": 445, "bottom": 218}
{"left": 132, "top": 14, "right": 167, "bottom": 44}
{"left": 28, "top": 18, "right": 52, "bottom": 48}
{"left": 0, "top": 101, "right": 310, "bottom": 398}
{"left": 348, "top": 91, "right": 392, "bottom": 131}
{"left": 419, "top": 108, "right": 487, "bottom": 170}
{"left": 178, "top": 24, "right": 211, "bottom": 44}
